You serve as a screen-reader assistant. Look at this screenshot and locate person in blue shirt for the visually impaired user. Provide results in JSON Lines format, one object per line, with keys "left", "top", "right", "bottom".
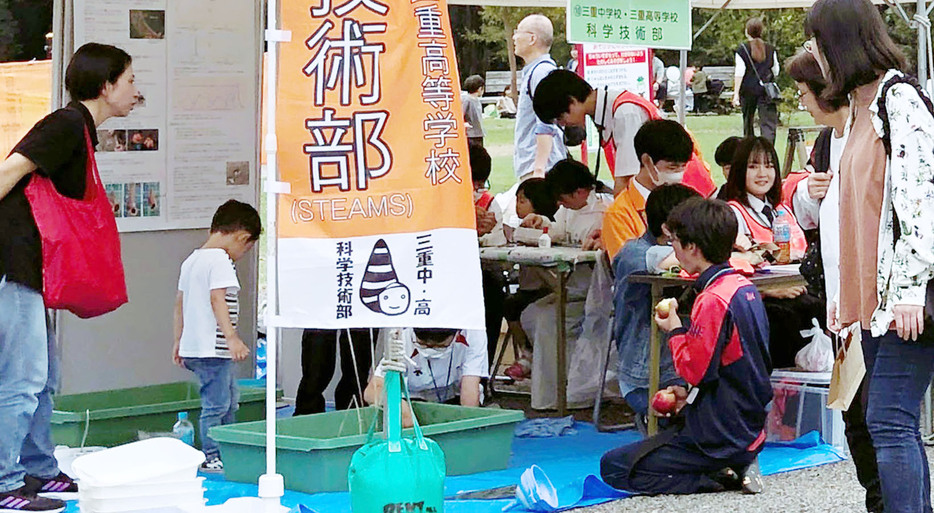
{"left": 511, "top": 14, "right": 566, "bottom": 181}
{"left": 613, "top": 184, "right": 699, "bottom": 434}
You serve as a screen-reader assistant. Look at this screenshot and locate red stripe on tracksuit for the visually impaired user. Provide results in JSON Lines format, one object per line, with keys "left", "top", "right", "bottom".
{"left": 668, "top": 266, "right": 773, "bottom": 457}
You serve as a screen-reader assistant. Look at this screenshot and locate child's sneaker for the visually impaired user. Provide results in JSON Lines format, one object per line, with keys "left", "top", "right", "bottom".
{"left": 23, "top": 473, "right": 77, "bottom": 494}
{"left": 0, "top": 486, "right": 65, "bottom": 512}
{"left": 710, "top": 467, "right": 742, "bottom": 491}
{"left": 200, "top": 456, "right": 224, "bottom": 473}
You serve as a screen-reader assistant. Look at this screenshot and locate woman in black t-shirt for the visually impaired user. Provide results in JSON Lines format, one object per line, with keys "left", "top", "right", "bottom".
{"left": 731, "top": 18, "right": 780, "bottom": 144}
{"left": 0, "top": 42, "right": 138, "bottom": 511}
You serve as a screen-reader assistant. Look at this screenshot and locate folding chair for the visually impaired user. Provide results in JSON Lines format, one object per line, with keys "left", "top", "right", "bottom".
{"left": 487, "top": 323, "right": 521, "bottom": 397}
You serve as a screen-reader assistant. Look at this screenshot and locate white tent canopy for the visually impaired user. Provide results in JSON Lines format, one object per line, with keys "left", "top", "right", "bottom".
{"left": 448, "top": 0, "right": 932, "bottom": 122}
{"left": 449, "top": 0, "right": 913, "bottom": 7}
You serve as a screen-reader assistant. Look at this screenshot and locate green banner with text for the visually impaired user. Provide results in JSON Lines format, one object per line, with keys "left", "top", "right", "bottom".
{"left": 567, "top": 0, "right": 692, "bottom": 50}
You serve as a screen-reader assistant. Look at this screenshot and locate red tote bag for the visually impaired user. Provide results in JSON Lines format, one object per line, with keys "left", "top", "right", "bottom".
{"left": 23, "top": 127, "right": 128, "bottom": 318}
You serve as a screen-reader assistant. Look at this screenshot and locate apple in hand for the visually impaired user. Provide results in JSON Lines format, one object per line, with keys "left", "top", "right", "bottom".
{"left": 651, "top": 389, "right": 678, "bottom": 415}
{"left": 655, "top": 298, "right": 676, "bottom": 319}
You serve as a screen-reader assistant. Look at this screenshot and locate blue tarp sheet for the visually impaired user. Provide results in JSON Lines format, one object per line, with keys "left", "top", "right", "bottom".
{"left": 62, "top": 424, "right": 844, "bottom": 513}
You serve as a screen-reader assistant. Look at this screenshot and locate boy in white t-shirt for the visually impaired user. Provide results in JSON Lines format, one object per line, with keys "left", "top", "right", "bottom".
{"left": 364, "top": 328, "right": 488, "bottom": 427}
{"left": 172, "top": 200, "right": 261, "bottom": 472}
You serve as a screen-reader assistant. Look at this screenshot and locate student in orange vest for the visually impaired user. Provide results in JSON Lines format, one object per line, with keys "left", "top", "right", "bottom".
{"left": 720, "top": 137, "right": 807, "bottom": 258}
{"left": 600, "top": 119, "right": 695, "bottom": 260}
{"left": 531, "top": 69, "right": 715, "bottom": 197}
{"left": 721, "top": 136, "right": 824, "bottom": 368}
{"left": 468, "top": 144, "right": 507, "bottom": 370}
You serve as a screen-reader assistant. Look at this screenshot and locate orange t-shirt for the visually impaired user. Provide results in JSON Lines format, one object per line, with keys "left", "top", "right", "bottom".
{"left": 603, "top": 185, "right": 648, "bottom": 259}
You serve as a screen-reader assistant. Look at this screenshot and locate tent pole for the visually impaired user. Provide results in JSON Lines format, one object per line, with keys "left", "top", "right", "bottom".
{"left": 693, "top": 0, "right": 734, "bottom": 40}
{"left": 679, "top": 50, "right": 687, "bottom": 125}
{"left": 259, "top": 0, "right": 285, "bottom": 511}
{"left": 919, "top": 0, "right": 928, "bottom": 89}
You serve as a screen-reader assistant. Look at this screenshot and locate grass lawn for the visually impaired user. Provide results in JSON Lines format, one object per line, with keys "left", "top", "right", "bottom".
{"left": 483, "top": 110, "right": 817, "bottom": 193}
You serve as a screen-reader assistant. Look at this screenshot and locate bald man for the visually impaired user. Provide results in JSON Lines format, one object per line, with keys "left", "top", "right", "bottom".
{"left": 512, "top": 14, "right": 566, "bottom": 182}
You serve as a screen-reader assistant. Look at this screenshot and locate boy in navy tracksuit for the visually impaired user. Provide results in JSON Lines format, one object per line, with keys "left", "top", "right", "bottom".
{"left": 600, "top": 197, "right": 773, "bottom": 495}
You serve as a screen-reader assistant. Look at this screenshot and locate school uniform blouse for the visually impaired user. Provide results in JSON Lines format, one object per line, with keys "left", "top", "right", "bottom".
{"left": 730, "top": 193, "right": 776, "bottom": 237}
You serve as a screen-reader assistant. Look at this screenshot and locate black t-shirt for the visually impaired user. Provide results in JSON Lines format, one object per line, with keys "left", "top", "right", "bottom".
{"left": 737, "top": 42, "right": 775, "bottom": 98}
{"left": 0, "top": 102, "right": 97, "bottom": 293}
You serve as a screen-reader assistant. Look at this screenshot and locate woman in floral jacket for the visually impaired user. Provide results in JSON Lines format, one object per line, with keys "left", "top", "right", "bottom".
{"left": 807, "top": 1, "right": 934, "bottom": 511}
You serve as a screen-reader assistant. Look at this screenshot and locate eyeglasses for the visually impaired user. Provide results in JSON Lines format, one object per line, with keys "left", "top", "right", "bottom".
{"left": 802, "top": 39, "right": 816, "bottom": 55}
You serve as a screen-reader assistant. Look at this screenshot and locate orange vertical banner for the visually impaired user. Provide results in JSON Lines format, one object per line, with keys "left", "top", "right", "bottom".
{"left": 275, "top": 0, "right": 484, "bottom": 329}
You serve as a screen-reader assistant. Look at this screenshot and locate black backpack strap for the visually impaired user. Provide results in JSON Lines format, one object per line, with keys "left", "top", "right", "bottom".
{"left": 877, "top": 73, "right": 934, "bottom": 157}
{"left": 875, "top": 73, "right": 934, "bottom": 247}
{"left": 523, "top": 58, "right": 557, "bottom": 97}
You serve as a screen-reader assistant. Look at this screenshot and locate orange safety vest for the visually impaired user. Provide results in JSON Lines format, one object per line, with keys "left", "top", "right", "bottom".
{"left": 727, "top": 200, "right": 808, "bottom": 257}
{"left": 474, "top": 191, "right": 494, "bottom": 210}
{"left": 780, "top": 171, "right": 809, "bottom": 216}
{"left": 603, "top": 92, "right": 716, "bottom": 197}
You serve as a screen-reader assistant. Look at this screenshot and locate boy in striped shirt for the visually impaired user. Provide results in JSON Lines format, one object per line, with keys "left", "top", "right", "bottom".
{"left": 173, "top": 200, "right": 260, "bottom": 472}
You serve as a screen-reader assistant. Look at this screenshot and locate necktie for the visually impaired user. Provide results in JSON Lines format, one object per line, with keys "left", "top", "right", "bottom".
{"left": 762, "top": 204, "right": 774, "bottom": 225}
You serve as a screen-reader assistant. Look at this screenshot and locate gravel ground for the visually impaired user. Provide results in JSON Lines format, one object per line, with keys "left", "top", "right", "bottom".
{"left": 575, "top": 447, "right": 934, "bottom": 513}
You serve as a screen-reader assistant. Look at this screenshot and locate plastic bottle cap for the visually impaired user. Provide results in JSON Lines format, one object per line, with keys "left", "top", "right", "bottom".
{"left": 543, "top": 227, "right": 549, "bottom": 234}
{"left": 178, "top": 412, "right": 188, "bottom": 420}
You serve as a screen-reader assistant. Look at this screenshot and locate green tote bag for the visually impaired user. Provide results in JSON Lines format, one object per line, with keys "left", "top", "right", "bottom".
{"left": 348, "top": 370, "right": 445, "bottom": 513}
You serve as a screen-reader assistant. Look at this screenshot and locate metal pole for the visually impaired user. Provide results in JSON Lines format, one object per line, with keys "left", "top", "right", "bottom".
{"left": 259, "top": 0, "right": 285, "bottom": 511}
{"left": 919, "top": 0, "right": 928, "bottom": 88}
{"left": 692, "top": 0, "right": 734, "bottom": 41}
{"left": 678, "top": 50, "right": 687, "bottom": 125}
{"left": 51, "top": 0, "right": 64, "bottom": 110}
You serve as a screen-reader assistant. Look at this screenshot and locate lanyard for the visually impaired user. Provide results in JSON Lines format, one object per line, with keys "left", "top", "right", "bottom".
{"left": 593, "top": 86, "right": 609, "bottom": 181}
{"left": 425, "top": 352, "right": 455, "bottom": 403}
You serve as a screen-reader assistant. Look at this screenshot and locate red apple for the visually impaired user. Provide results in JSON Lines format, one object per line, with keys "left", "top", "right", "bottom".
{"left": 651, "top": 390, "right": 678, "bottom": 414}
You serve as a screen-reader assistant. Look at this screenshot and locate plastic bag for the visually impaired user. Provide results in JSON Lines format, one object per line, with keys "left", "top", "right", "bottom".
{"left": 794, "top": 318, "right": 834, "bottom": 372}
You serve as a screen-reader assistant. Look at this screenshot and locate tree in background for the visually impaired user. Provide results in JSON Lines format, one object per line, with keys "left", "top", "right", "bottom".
{"left": 0, "top": 0, "right": 52, "bottom": 62}
{"left": 655, "top": 5, "right": 919, "bottom": 116}
{"left": 0, "top": 0, "right": 21, "bottom": 61}
{"left": 452, "top": 6, "right": 570, "bottom": 103}
{"left": 450, "top": 6, "right": 502, "bottom": 80}
{"left": 11, "top": 0, "right": 52, "bottom": 61}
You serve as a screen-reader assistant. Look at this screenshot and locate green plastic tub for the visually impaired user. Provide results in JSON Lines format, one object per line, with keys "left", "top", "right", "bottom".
{"left": 51, "top": 380, "right": 281, "bottom": 448}
{"left": 210, "top": 403, "right": 525, "bottom": 493}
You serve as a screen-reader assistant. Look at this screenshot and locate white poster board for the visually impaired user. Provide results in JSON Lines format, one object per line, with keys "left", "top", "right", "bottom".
{"left": 581, "top": 43, "right": 652, "bottom": 98}
{"left": 74, "top": 0, "right": 260, "bottom": 232}
{"left": 580, "top": 44, "right": 653, "bottom": 150}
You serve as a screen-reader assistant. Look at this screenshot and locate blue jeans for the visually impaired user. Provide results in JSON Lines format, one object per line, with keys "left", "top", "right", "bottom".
{"left": 0, "top": 276, "right": 60, "bottom": 493}
{"left": 183, "top": 358, "right": 239, "bottom": 458}
{"left": 863, "top": 329, "right": 934, "bottom": 513}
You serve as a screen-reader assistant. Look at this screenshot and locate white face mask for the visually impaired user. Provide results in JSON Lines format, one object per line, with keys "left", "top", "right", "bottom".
{"left": 650, "top": 166, "right": 685, "bottom": 186}
{"left": 416, "top": 344, "right": 452, "bottom": 359}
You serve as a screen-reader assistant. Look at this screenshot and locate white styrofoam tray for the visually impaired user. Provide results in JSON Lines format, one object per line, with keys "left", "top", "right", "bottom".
{"left": 72, "top": 438, "right": 205, "bottom": 487}
{"left": 79, "top": 501, "right": 206, "bottom": 513}
{"left": 79, "top": 477, "right": 205, "bottom": 500}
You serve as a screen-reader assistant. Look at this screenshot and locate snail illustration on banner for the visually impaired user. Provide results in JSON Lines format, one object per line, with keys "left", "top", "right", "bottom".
{"left": 359, "top": 239, "right": 411, "bottom": 316}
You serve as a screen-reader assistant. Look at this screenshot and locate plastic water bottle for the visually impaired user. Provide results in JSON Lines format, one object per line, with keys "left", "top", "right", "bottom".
{"left": 538, "top": 227, "right": 551, "bottom": 248}
{"left": 255, "top": 334, "right": 267, "bottom": 379}
{"left": 173, "top": 412, "right": 195, "bottom": 446}
{"left": 772, "top": 212, "right": 792, "bottom": 264}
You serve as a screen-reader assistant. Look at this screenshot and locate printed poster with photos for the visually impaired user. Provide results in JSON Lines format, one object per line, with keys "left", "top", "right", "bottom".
{"left": 74, "top": 0, "right": 260, "bottom": 232}
{"left": 275, "top": 0, "right": 485, "bottom": 330}
{"left": 580, "top": 44, "right": 652, "bottom": 148}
